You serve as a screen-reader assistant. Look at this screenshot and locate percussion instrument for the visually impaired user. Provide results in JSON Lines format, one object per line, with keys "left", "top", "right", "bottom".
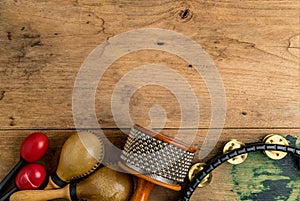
{"left": 10, "top": 167, "right": 133, "bottom": 201}
{"left": 45, "top": 131, "right": 104, "bottom": 189}
{"left": 119, "top": 124, "right": 196, "bottom": 201}
{"left": 0, "top": 132, "right": 48, "bottom": 194}
{"left": 0, "top": 163, "right": 46, "bottom": 201}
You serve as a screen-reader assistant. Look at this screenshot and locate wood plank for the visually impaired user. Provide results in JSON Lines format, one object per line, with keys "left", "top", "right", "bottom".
{"left": 0, "top": 0, "right": 299, "bottom": 200}
{"left": 0, "top": 0, "right": 299, "bottom": 129}
{"left": 0, "top": 129, "right": 299, "bottom": 200}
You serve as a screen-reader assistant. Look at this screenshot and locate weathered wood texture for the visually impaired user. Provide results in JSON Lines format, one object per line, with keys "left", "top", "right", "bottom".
{"left": 0, "top": 0, "right": 299, "bottom": 129}
{"left": 0, "top": 0, "right": 299, "bottom": 200}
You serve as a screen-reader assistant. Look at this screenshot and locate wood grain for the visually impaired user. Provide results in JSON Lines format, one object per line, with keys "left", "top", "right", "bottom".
{"left": 0, "top": 0, "right": 299, "bottom": 200}
{"left": 0, "top": 0, "right": 299, "bottom": 129}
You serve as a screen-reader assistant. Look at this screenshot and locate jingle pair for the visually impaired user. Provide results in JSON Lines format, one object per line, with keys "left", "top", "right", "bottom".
{"left": 223, "top": 134, "right": 291, "bottom": 165}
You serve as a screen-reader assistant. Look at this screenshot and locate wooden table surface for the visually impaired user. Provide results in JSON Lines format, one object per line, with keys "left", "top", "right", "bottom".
{"left": 0, "top": 0, "right": 299, "bottom": 200}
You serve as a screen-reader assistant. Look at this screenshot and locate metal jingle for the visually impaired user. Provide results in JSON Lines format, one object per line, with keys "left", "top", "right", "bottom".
{"left": 223, "top": 139, "right": 248, "bottom": 165}
{"left": 188, "top": 163, "right": 212, "bottom": 188}
{"left": 263, "top": 134, "right": 289, "bottom": 160}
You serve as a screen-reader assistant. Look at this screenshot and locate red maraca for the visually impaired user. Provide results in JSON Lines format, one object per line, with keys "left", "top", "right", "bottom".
{"left": 0, "top": 132, "right": 49, "bottom": 194}
{"left": 0, "top": 163, "right": 46, "bottom": 201}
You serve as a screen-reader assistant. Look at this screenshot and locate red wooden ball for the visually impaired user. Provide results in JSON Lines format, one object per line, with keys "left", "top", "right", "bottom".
{"left": 20, "top": 132, "right": 49, "bottom": 162}
{"left": 15, "top": 163, "right": 46, "bottom": 190}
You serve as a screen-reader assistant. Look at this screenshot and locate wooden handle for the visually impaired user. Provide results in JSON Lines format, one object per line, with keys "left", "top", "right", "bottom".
{"left": 130, "top": 178, "right": 155, "bottom": 201}
{"left": 9, "top": 185, "right": 70, "bottom": 201}
{"left": 43, "top": 176, "right": 61, "bottom": 189}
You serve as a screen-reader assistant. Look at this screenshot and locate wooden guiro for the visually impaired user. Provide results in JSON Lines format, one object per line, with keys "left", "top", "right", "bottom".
{"left": 9, "top": 166, "right": 133, "bottom": 201}
{"left": 45, "top": 131, "right": 104, "bottom": 189}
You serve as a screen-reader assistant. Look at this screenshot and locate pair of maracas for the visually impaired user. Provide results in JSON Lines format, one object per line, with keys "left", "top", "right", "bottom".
{"left": 0, "top": 132, "right": 49, "bottom": 200}
{"left": 9, "top": 131, "right": 133, "bottom": 201}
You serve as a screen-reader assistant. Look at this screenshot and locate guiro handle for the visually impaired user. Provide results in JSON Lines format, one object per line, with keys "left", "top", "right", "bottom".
{"left": 130, "top": 178, "right": 155, "bottom": 201}
{"left": 9, "top": 185, "right": 70, "bottom": 201}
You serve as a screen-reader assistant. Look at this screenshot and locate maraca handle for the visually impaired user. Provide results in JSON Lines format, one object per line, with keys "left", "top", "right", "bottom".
{"left": 43, "top": 174, "right": 65, "bottom": 189}
{"left": 0, "top": 186, "right": 18, "bottom": 201}
{"left": 0, "top": 158, "right": 26, "bottom": 194}
{"left": 130, "top": 178, "right": 155, "bottom": 201}
{"left": 9, "top": 186, "right": 70, "bottom": 201}
{"left": 43, "top": 178, "right": 59, "bottom": 190}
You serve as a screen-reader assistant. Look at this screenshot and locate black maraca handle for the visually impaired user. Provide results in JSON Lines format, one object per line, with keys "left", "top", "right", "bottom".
{"left": 0, "top": 158, "right": 26, "bottom": 195}
{"left": 0, "top": 186, "right": 18, "bottom": 201}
